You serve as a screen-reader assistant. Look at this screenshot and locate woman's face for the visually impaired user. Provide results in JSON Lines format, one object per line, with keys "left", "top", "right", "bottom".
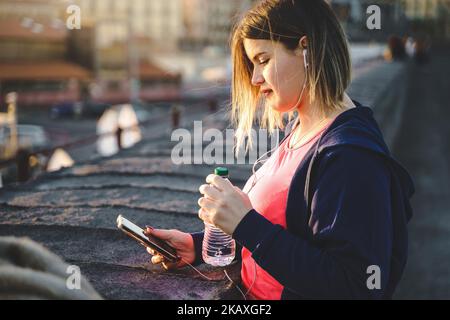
{"left": 243, "top": 38, "right": 307, "bottom": 113}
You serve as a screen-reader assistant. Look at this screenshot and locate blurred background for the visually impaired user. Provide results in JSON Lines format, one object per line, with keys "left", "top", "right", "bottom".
{"left": 0, "top": 0, "right": 449, "bottom": 300}
{"left": 0, "top": 0, "right": 448, "bottom": 173}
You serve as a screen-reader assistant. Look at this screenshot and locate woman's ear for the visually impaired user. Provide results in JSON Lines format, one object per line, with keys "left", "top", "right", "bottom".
{"left": 299, "top": 36, "right": 308, "bottom": 50}
{"left": 295, "top": 36, "right": 308, "bottom": 56}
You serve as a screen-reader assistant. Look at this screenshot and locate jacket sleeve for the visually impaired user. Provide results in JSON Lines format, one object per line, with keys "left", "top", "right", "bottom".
{"left": 232, "top": 146, "right": 393, "bottom": 299}
{"left": 191, "top": 232, "right": 205, "bottom": 266}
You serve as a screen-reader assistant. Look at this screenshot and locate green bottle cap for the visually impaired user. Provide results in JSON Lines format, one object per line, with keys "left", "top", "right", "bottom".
{"left": 214, "top": 167, "right": 229, "bottom": 177}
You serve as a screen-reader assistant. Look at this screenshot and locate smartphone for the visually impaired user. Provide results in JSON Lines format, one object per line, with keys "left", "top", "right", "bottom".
{"left": 116, "top": 215, "right": 180, "bottom": 263}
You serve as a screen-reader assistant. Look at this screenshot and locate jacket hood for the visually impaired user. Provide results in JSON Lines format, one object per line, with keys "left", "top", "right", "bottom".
{"left": 316, "top": 100, "right": 415, "bottom": 220}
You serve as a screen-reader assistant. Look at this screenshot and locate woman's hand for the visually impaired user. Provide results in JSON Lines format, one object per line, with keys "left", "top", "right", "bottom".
{"left": 143, "top": 228, "right": 195, "bottom": 271}
{"left": 198, "top": 174, "right": 253, "bottom": 235}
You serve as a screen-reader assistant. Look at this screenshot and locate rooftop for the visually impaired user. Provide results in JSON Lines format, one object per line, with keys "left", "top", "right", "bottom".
{"left": 0, "top": 61, "right": 92, "bottom": 81}
{"left": 0, "top": 19, "right": 67, "bottom": 41}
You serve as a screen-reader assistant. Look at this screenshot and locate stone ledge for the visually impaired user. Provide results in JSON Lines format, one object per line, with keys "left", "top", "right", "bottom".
{"left": 0, "top": 224, "right": 242, "bottom": 300}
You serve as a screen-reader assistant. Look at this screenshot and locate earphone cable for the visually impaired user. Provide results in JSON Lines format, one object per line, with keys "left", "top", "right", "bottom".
{"left": 181, "top": 257, "right": 255, "bottom": 300}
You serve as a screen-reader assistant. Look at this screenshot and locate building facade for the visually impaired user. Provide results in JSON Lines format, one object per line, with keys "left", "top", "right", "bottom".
{"left": 181, "top": 0, "right": 253, "bottom": 52}
{"left": 0, "top": 0, "right": 91, "bottom": 107}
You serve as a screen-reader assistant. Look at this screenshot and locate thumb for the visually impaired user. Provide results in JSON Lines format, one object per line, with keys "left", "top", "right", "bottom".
{"left": 146, "top": 228, "right": 173, "bottom": 241}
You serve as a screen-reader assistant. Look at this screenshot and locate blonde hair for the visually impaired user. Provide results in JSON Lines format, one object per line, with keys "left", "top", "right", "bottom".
{"left": 230, "top": 0, "right": 351, "bottom": 153}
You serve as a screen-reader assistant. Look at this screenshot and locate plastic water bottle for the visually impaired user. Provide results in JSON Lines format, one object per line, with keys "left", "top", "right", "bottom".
{"left": 202, "top": 167, "right": 236, "bottom": 266}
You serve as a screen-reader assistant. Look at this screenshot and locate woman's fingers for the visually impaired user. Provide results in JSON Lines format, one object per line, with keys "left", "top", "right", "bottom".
{"left": 149, "top": 249, "right": 179, "bottom": 270}
{"left": 146, "top": 228, "right": 174, "bottom": 241}
{"left": 197, "top": 196, "right": 217, "bottom": 211}
{"left": 199, "top": 184, "right": 222, "bottom": 200}
{"left": 151, "top": 254, "right": 178, "bottom": 270}
{"left": 198, "top": 208, "right": 212, "bottom": 224}
{"left": 151, "top": 254, "right": 164, "bottom": 265}
{"left": 147, "top": 247, "right": 164, "bottom": 265}
{"left": 146, "top": 247, "right": 156, "bottom": 256}
{"left": 205, "top": 174, "right": 231, "bottom": 191}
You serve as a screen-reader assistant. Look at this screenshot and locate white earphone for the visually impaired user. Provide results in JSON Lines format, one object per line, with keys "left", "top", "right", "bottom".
{"left": 279, "top": 46, "right": 309, "bottom": 116}
{"left": 303, "top": 49, "right": 308, "bottom": 69}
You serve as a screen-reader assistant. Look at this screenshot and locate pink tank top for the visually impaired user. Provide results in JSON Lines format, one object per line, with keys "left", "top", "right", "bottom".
{"left": 241, "top": 120, "right": 333, "bottom": 300}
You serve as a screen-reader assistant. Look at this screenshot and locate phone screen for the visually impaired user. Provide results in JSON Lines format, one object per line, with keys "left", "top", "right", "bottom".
{"left": 120, "top": 215, "right": 146, "bottom": 238}
{"left": 116, "top": 215, "right": 179, "bottom": 263}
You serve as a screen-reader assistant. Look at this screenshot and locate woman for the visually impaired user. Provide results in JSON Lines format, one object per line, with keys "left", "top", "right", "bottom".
{"left": 145, "top": 0, "right": 414, "bottom": 299}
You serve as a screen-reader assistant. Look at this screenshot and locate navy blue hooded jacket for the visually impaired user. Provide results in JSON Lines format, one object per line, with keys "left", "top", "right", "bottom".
{"left": 192, "top": 100, "right": 415, "bottom": 299}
